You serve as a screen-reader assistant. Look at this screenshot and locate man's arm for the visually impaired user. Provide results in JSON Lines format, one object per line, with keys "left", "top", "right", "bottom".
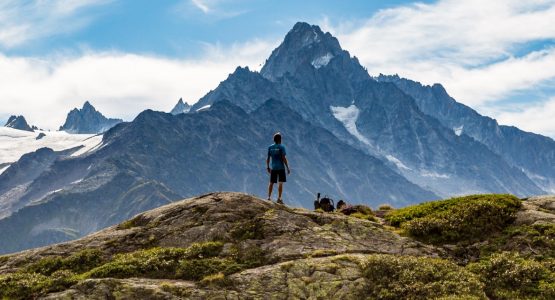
{"left": 283, "top": 155, "right": 291, "bottom": 174}
{"left": 266, "top": 157, "right": 271, "bottom": 174}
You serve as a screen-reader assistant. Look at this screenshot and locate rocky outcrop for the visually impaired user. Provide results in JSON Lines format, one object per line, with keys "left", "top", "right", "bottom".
{"left": 0, "top": 192, "right": 446, "bottom": 299}
{"left": 0, "top": 193, "right": 438, "bottom": 272}
{"left": 516, "top": 195, "right": 555, "bottom": 225}
{"left": 1, "top": 192, "right": 554, "bottom": 299}
{"left": 59, "top": 101, "right": 122, "bottom": 134}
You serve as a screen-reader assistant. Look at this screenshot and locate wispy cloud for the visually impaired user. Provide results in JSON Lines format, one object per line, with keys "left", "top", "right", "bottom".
{"left": 0, "top": 39, "right": 276, "bottom": 130}
{"left": 176, "top": 0, "right": 249, "bottom": 19}
{"left": 0, "top": 0, "right": 113, "bottom": 49}
{"left": 323, "top": 0, "right": 555, "bottom": 138}
{"left": 191, "top": 0, "right": 210, "bottom": 13}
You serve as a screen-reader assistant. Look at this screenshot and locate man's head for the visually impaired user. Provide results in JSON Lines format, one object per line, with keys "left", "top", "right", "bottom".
{"left": 273, "top": 132, "right": 282, "bottom": 144}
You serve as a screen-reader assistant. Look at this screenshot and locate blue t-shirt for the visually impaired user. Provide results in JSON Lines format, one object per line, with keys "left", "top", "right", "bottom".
{"left": 268, "top": 144, "right": 286, "bottom": 170}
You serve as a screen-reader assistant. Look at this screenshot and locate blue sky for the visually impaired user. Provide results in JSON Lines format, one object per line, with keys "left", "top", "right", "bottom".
{"left": 1, "top": 0, "right": 554, "bottom": 138}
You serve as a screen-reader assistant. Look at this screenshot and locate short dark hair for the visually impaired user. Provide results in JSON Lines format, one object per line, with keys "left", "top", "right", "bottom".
{"left": 273, "top": 132, "right": 282, "bottom": 144}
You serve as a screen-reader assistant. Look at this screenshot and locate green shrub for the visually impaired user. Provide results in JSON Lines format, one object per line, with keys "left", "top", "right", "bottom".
{"left": 231, "top": 219, "right": 265, "bottom": 240}
{"left": 177, "top": 258, "right": 242, "bottom": 280}
{"left": 0, "top": 272, "right": 52, "bottom": 299}
{"left": 385, "top": 194, "right": 521, "bottom": 244}
{"left": 85, "top": 242, "right": 224, "bottom": 279}
{"left": 362, "top": 254, "right": 486, "bottom": 299}
{"left": 378, "top": 204, "right": 393, "bottom": 211}
{"left": 350, "top": 212, "right": 376, "bottom": 221}
{"left": 467, "top": 252, "right": 555, "bottom": 299}
{"left": 483, "top": 223, "right": 555, "bottom": 259}
{"left": 26, "top": 248, "right": 105, "bottom": 276}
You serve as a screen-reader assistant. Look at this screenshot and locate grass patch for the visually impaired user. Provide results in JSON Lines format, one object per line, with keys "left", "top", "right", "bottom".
{"left": 85, "top": 242, "right": 224, "bottom": 279}
{"left": 26, "top": 248, "right": 105, "bottom": 276}
{"left": 467, "top": 252, "right": 555, "bottom": 299}
{"left": 200, "top": 272, "right": 228, "bottom": 287}
{"left": 362, "top": 254, "right": 486, "bottom": 299}
{"left": 378, "top": 204, "right": 393, "bottom": 211}
{"left": 308, "top": 249, "right": 339, "bottom": 258}
{"left": 482, "top": 223, "right": 555, "bottom": 259}
{"left": 385, "top": 194, "right": 521, "bottom": 244}
{"left": 0, "top": 242, "right": 227, "bottom": 299}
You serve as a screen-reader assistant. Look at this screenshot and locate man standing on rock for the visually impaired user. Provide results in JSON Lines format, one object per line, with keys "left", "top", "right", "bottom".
{"left": 266, "top": 132, "right": 290, "bottom": 204}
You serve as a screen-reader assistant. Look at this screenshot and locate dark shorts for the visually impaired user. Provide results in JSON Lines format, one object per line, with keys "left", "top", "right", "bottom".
{"left": 270, "top": 169, "right": 287, "bottom": 183}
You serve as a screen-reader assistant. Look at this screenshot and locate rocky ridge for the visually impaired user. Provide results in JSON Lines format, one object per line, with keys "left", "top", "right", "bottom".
{"left": 0, "top": 192, "right": 554, "bottom": 299}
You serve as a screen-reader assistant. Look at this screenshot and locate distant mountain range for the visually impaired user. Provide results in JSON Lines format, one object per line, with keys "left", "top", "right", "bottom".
{"left": 0, "top": 22, "right": 554, "bottom": 254}
{"left": 59, "top": 101, "right": 123, "bottom": 134}
{"left": 4, "top": 115, "right": 36, "bottom": 132}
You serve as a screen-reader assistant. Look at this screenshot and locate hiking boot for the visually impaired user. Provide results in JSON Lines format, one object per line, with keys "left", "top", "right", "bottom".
{"left": 277, "top": 199, "right": 284, "bottom": 205}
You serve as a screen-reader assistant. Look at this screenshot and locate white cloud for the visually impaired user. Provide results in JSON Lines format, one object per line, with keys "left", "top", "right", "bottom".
{"left": 177, "top": 0, "right": 248, "bottom": 19}
{"left": 0, "top": 0, "right": 112, "bottom": 48}
{"left": 495, "top": 98, "right": 555, "bottom": 138}
{"left": 0, "top": 39, "right": 276, "bottom": 130}
{"left": 322, "top": 0, "right": 555, "bottom": 138}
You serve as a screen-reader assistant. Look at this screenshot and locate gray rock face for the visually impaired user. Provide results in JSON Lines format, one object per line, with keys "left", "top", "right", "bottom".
{"left": 59, "top": 101, "right": 122, "bottom": 134}
{"left": 377, "top": 74, "right": 555, "bottom": 194}
{"left": 4, "top": 115, "right": 34, "bottom": 132}
{"left": 169, "top": 98, "right": 191, "bottom": 115}
{"left": 194, "top": 22, "right": 543, "bottom": 198}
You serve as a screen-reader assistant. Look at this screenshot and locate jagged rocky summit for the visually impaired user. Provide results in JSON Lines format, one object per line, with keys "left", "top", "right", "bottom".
{"left": 59, "top": 101, "right": 122, "bottom": 134}
{"left": 4, "top": 115, "right": 35, "bottom": 132}
{"left": 193, "top": 22, "right": 544, "bottom": 198}
{"left": 170, "top": 98, "right": 192, "bottom": 115}
{"left": 1, "top": 192, "right": 554, "bottom": 299}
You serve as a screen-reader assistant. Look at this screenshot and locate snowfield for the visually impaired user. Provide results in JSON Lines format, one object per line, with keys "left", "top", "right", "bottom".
{"left": 0, "top": 127, "right": 103, "bottom": 173}
{"left": 330, "top": 104, "right": 372, "bottom": 146}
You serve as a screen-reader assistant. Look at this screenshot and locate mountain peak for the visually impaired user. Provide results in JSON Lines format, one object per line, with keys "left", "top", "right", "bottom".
{"left": 59, "top": 101, "right": 122, "bottom": 134}
{"left": 170, "top": 98, "right": 191, "bottom": 115}
{"left": 260, "top": 22, "right": 343, "bottom": 81}
{"left": 4, "top": 115, "right": 34, "bottom": 132}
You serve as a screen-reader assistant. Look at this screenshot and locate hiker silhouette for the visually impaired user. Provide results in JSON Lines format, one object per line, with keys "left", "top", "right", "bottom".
{"left": 266, "top": 132, "right": 290, "bottom": 204}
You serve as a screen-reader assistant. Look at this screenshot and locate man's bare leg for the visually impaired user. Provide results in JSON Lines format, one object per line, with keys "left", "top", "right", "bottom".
{"left": 268, "top": 182, "right": 274, "bottom": 200}
{"left": 277, "top": 182, "right": 283, "bottom": 202}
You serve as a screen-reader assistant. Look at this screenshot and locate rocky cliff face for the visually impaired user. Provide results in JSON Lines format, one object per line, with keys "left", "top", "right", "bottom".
{"left": 0, "top": 192, "right": 553, "bottom": 299}
{"left": 377, "top": 74, "right": 555, "bottom": 194}
{"left": 4, "top": 116, "right": 34, "bottom": 132}
{"left": 59, "top": 101, "right": 122, "bottom": 134}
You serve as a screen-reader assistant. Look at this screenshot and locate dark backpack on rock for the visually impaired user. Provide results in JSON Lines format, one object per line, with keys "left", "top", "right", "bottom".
{"left": 314, "top": 193, "right": 335, "bottom": 212}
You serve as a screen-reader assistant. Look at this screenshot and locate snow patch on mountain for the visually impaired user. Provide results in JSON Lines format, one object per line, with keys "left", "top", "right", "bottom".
{"left": 421, "top": 170, "right": 451, "bottom": 179}
{"left": 453, "top": 126, "right": 463, "bottom": 136}
{"left": 197, "top": 105, "right": 211, "bottom": 112}
{"left": 0, "top": 127, "right": 103, "bottom": 167}
{"left": 386, "top": 155, "right": 411, "bottom": 171}
{"left": 312, "top": 53, "right": 333, "bottom": 69}
{"left": 330, "top": 105, "right": 371, "bottom": 146}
